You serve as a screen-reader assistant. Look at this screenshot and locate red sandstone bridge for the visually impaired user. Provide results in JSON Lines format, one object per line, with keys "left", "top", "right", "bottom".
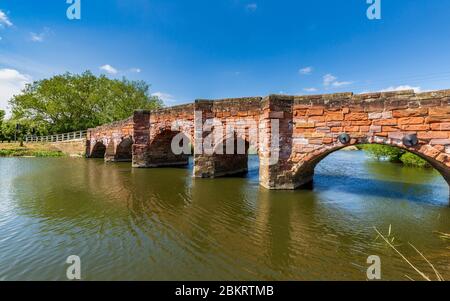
{"left": 86, "top": 89, "right": 450, "bottom": 192}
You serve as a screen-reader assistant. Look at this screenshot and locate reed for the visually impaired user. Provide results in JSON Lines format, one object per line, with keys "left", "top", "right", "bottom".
{"left": 373, "top": 226, "right": 444, "bottom": 281}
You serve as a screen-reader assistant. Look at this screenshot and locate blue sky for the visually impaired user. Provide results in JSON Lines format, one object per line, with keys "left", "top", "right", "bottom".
{"left": 1, "top": 0, "right": 450, "bottom": 111}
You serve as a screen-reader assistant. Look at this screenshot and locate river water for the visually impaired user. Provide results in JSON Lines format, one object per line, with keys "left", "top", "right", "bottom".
{"left": 0, "top": 151, "right": 449, "bottom": 280}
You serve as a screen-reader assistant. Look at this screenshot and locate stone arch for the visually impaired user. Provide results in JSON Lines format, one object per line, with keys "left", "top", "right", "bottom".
{"left": 194, "top": 134, "right": 251, "bottom": 178}
{"left": 291, "top": 141, "right": 450, "bottom": 191}
{"left": 115, "top": 137, "right": 134, "bottom": 162}
{"left": 146, "top": 129, "right": 191, "bottom": 167}
{"left": 90, "top": 141, "right": 107, "bottom": 158}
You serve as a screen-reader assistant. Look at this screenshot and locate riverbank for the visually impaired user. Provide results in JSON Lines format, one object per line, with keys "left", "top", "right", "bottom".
{"left": 0, "top": 139, "right": 86, "bottom": 158}
{"left": 0, "top": 143, "right": 66, "bottom": 157}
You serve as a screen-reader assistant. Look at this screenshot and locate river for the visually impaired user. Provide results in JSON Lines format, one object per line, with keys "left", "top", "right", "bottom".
{"left": 0, "top": 150, "right": 449, "bottom": 280}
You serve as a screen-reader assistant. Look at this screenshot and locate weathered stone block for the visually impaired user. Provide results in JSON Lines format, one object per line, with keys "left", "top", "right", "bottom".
{"left": 392, "top": 108, "right": 428, "bottom": 118}
{"left": 373, "top": 119, "right": 398, "bottom": 126}
{"left": 417, "top": 131, "right": 449, "bottom": 139}
{"left": 325, "top": 112, "right": 344, "bottom": 121}
{"left": 306, "top": 108, "right": 324, "bottom": 116}
{"left": 398, "top": 117, "right": 425, "bottom": 125}
{"left": 430, "top": 139, "right": 450, "bottom": 145}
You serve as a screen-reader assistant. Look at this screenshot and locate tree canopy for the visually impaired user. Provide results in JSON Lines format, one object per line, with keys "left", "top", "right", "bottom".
{"left": 7, "top": 71, "right": 162, "bottom": 136}
{"left": 0, "top": 110, "right": 6, "bottom": 141}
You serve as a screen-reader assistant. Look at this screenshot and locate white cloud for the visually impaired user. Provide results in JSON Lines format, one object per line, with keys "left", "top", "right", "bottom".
{"left": 29, "top": 28, "right": 52, "bottom": 42}
{"left": 100, "top": 65, "right": 143, "bottom": 75}
{"left": 246, "top": 3, "right": 258, "bottom": 11}
{"left": 323, "top": 74, "right": 337, "bottom": 86}
{"left": 99, "top": 64, "right": 118, "bottom": 75}
{"left": 30, "top": 32, "right": 45, "bottom": 42}
{"left": 151, "top": 92, "right": 177, "bottom": 105}
{"left": 380, "top": 85, "right": 422, "bottom": 93}
{"left": 303, "top": 87, "right": 318, "bottom": 92}
{"left": 332, "top": 80, "right": 353, "bottom": 87}
{"left": 0, "top": 10, "right": 13, "bottom": 27}
{"left": 360, "top": 85, "right": 424, "bottom": 94}
{"left": 299, "top": 66, "right": 313, "bottom": 75}
{"left": 323, "top": 73, "right": 352, "bottom": 88}
{"left": 0, "top": 68, "right": 32, "bottom": 112}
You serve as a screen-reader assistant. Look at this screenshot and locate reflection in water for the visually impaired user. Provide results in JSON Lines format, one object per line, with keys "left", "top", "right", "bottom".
{"left": 0, "top": 151, "right": 449, "bottom": 280}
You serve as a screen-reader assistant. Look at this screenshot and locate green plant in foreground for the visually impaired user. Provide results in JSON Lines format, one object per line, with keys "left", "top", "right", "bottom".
{"left": 434, "top": 231, "right": 450, "bottom": 241}
{"left": 374, "top": 226, "right": 444, "bottom": 281}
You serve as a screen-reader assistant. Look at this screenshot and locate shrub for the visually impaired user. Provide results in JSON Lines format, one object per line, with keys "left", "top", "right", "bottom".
{"left": 400, "top": 152, "right": 431, "bottom": 168}
{"left": 361, "top": 144, "right": 430, "bottom": 168}
{"left": 361, "top": 144, "right": 404, "bottom": 162}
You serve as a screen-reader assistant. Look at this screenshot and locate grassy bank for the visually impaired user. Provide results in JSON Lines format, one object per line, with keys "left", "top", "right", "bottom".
{"left": 0, "top": 143, "right": 65, "bottom": 157}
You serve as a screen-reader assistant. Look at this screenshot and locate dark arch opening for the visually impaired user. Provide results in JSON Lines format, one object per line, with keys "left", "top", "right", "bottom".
{"left": 147, "top": 130, "right": 191, "bottom": 167}
{"left": 90, "top": 142, "right": 106, "bottom": 158}
{"left": 295, "top": 143, "right": 450, "bottom": 204}
{"left": 194, "top": 134, "right": 252, "bottom": 178}
{"left": 215, "top": 135, "right": 251, "bottom": 177}
{"left": 115, "top": 137, "right": 133, "bottom": 162}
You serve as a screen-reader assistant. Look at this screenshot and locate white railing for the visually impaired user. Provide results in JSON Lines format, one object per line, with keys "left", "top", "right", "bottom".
{"left": 24, "top": 130, "right": 87, "bottom": 143}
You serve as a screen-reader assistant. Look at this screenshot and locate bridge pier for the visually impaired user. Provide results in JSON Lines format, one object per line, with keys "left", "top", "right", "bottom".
{"left": 259, "top": 95, "right": 302, "bottom": 189}
{"left": 193, "top": 153, "right": 249, "bottom": 178}
{"left": 132, "top": 110, "right": 151, "bottom": 168}
{"left": 104, "top": 140, "right": 116, "bottom": 162}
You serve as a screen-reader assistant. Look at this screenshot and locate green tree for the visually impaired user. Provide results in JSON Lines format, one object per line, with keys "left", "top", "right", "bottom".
{"left": 361, "top": 144, "right": 430, "bottom": 168}
{"left": 9, "top": 71, "right": 162, "bottom": 134}
{"left": 399, "top": 152, "right": 430, "bottom": 168}
{"left": 0, "top": 110, "right": 5, "bottom": 141}
{"left": 361, "top": 144, "right": 404, "bottom": 162}
{"left": 0, "top": 119, "right": 31, "bottom": 142}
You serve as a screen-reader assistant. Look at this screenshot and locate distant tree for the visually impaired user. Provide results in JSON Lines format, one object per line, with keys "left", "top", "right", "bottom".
{"left": 0, "top": 110, "right": 5, "bottom": 142}
{"left": 1, "top": 119, "right": 17, "bottom": 142}
{"left": 361, "top": 144, "right": 404, "bottom": 162}
{"left": 361, "top": 144, "right": 430, "bottom": 168}
{"left": 9, "top": 71, "right": 163, "bottom": 134}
